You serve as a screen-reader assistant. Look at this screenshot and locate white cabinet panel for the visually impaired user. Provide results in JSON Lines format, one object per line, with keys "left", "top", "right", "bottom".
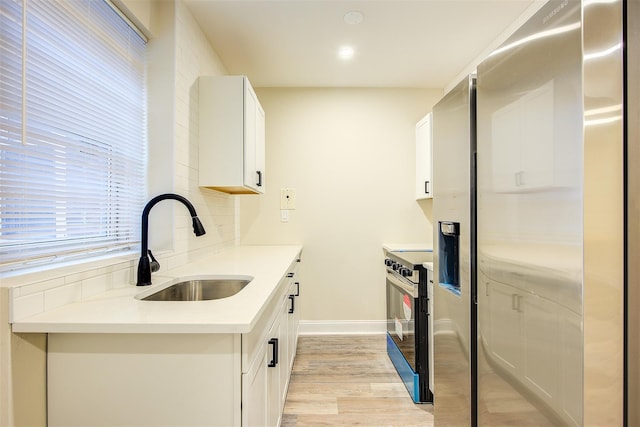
{"left": 48, "top": 334, "right": 242, "bottom": 427}
{"left": 490, "top": 81, "right": 572, "bottom": 193}
{"left": 560, "top": 309, "right": 583, "bottom": 426}
{"left": 199, "top": 75, "right": 265, "bottom": 194}
{"left": 522, "top": 292, "right": 560, "bottom": 401}
{"left": 242, "top": 254, "right": 302, "bottom": 427}
{"left": 488, "top": 281, "right": 521, "bottom": 374}
{"left": 242, "top": 350, "right": 268, "bottom": 427}
{"left": 485, "top": 278, "right": 582, "bottom": 426}
{"left": 416, "top": 113, "right": 433, "bottom": 199}
{"left": 288, "top": 280, "right": 300, "bottom": 371}
{"left": 266, "top": 310, "right": 283, "bottom": 427}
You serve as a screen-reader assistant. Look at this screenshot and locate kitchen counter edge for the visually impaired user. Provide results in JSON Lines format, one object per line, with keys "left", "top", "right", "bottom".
{"left": 10, "top": 245, "right": 303, "bottom": 335}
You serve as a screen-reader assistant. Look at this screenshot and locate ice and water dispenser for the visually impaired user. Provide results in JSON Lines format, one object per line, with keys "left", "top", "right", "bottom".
{"left": 438, "top": 221, "right": 460, "bottom": 296}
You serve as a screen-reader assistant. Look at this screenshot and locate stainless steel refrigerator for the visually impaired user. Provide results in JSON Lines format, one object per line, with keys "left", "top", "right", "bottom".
{"left": 432, "top": 74, "right": 476, "bottom": 426}
{"left": 433, "top": 0, "right": 631, "bottom": 425}
{"left": 626, "top": 1, "right": 640, "bottom": 425}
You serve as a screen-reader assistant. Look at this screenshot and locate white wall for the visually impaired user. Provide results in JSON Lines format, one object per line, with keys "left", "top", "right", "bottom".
{"left": 0, "top": 288, "right": 46, "bottom": 427}
{"left": 0, "top": 2, "right": 238, "bottom": 425}
{"left": 240, "top": 88, "right": 442, "bottom": 326}
{"left": 146, "top": 0, "right": 237, "bottom": 272}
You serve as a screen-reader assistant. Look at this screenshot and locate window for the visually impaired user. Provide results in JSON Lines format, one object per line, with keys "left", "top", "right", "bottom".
{"left": 0, "top": 0, "right": 147, "bottom": 271}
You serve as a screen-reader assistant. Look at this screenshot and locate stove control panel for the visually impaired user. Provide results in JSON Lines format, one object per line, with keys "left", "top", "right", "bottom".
{"left": 384, "top": 257, "right": 419, "bottom": 284}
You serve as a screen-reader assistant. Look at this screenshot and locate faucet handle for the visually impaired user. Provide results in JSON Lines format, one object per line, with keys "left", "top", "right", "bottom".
{"left": 148, "top": 250, "right": 160, "bottom": 273}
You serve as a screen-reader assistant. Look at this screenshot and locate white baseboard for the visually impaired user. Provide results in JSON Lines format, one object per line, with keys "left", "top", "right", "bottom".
{"left": 299, "top": 320, "right": 386, "bottom": 336}
{"left": 433, "top": 318, "right": 457, "bottom": 335}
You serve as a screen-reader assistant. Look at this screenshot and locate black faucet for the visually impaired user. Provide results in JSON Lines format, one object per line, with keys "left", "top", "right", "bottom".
{"left": 136, "top": 193, "right": 206, "bottom": 286}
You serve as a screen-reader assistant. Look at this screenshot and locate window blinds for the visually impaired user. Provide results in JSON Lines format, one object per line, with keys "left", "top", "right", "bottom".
{"left": 0, "top": 0, "right": 147, "bottom": 270}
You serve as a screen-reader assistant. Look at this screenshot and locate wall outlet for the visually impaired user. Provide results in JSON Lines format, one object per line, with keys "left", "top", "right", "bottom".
{"left": 280, "top": 188, "right": 296, "bottom": 210}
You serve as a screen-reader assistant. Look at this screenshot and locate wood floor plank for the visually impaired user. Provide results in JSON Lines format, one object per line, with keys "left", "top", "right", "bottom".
{"left": 281, "top": 413, "right": 432, "bottom": 427}
{"left": 282, "top": 334, "right": 434, "bottom": 426}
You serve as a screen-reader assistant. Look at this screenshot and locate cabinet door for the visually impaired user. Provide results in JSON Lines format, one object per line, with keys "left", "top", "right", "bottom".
{"left": 289, "top": 280, "right": 300, "bottom": 368}
{"left": 278, "top": 296, "right": 291, "bottom": 410}
{"left": 286, "top": 292, "right": 295, "bottom": 374}
{"left": 521, "top": 292, "right": 560, "bottom": 403}
{"left": 484, "top": 278, "right": 580, "bottom": 425}
{"left": 487, "top": 280, "right": 521, "bottom": 375}
{"left": 416, "top": 113, "right": 433, "bottom": 199}
{"left": 255, "top": 101, "right": 266, "bottom": 192}
{"left": 518, "top": 84, "right": 555, "bottom": 190}
{"left": 198, "top": 75, "right": 265, "bottom": 194}
{"left": 266, "top": 310, "right": 282, "bottom": 427}
{"left": 242, "top": 351, "right": 268, "bottom": 427}
{"left": 491, "top": 81, "right": 556, "bottom": 192}
{"left": 243, "top": 81, "right": 265, "bottom": 194}
{"left": 244, "top": 83, "right": 258, "bottom": 192}
{"left": 559, "top": 308, "right": 582, "bottom": 426}
{"left": 491, "top": 104, "right": 522, "bottom": 192}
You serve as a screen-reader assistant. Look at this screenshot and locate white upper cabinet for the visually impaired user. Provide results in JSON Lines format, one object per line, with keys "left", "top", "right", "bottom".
{"left": 199, "top": 75, "right": 265, "bottom": 194}
{"left": 490, "top": 80, "right": 574, "bottom": 193}
{"left": 416, "top": 113, "right": 433, "bottom": 200}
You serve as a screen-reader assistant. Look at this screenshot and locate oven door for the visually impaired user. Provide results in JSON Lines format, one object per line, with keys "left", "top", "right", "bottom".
{"left": 386, "top": 273, "right": 417, "bottom": 371}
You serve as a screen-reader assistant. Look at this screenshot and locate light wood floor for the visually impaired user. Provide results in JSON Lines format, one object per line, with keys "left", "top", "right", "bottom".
{"left": 282, "top": 335, "right": 434, "bottom": 426}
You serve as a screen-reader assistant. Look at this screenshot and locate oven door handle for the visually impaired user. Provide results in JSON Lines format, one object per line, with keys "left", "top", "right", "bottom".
{"left": 387, "top": 273, "right": 418, "bottom": 298}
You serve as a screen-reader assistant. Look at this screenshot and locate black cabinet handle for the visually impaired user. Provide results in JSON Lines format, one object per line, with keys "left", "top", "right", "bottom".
{"left": 287, "top": 272, "right": 294, "bottom": 278}
{"left": 288, "top": 295, "right": 295, "bottom": 313}
{"left": 294, "top": 281, "right": 300, "bottom": 296}
{"left": 256, "top": 170, "right": 263, "bottom": 187}
{"left": 425, "top": 180, "right": 430, "bottom": 195}
{"left": 268, "top": 338, "right": 278, "bottom": 367}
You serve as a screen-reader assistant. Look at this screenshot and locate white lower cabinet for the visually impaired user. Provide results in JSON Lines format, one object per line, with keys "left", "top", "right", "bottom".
{"left": 48, "top": 257, "right": 302, "bottom": 427}
{"left": 487, "top": 280, "right": 522, "bottom": 376}
{"left": 48, "top": 333, "right": 243, "bottom": 427}
{"left": 241, "top": 304, "right": 285, "bottom": 427}
{"left": 484, "top": 279, "right": 581, "bottom": 426}
{"left": 266, "top": 326, "right": 281, "bottom": 426}
{"left": 242, "top": 269, "right": 301, "bottom": 427}
{"left": 242, "top": 349, "right": 268, "bottom": 427}
{"left": 269, "top": 300, "right": 287, "bottom": 427}
{"left": 287, "top": 279, "right": 300, "bottom": 371}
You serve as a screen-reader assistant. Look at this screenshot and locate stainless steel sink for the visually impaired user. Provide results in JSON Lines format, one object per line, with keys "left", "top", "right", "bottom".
{"left": 139, "top": 276, "right": 252, "bottom": 301}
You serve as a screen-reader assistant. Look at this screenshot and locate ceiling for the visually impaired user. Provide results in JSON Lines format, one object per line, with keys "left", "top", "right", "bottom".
{"left": 183, "top": 0, "right": 542, "bottom": 89}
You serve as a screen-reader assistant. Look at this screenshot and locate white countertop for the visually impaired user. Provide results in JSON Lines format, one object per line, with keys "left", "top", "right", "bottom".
{"left": 11, "top": 245, "right": 302, "bottom": 335}
{"left": 382, "top": 243, "right": 432, "bottom": 252}
{"left": 479, "top": 242, "right": 582, "bottom": 313}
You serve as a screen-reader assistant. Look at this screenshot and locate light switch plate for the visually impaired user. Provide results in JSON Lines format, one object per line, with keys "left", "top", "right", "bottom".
{"left": 280, "top": 209, "right": 289, "bottom": 222}
{"left": 280, "top": 188, "right": 296, "bottom": 210}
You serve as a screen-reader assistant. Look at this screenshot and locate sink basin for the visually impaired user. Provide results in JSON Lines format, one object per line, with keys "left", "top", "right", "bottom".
{"left": 139, "top": 275, "right": 253, "bottom": 301}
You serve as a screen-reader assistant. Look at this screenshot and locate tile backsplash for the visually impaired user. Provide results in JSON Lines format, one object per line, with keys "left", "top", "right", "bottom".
{"left": 6, "top": 254, "right": 137, "bottom": 322}
{"left": 6, "top": 232, "right": 235, "bottom": 322}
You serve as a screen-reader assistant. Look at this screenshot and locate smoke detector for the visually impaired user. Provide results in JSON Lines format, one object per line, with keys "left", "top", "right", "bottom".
{"left": 343, "top": 11, "right": 364, "bottom": 25}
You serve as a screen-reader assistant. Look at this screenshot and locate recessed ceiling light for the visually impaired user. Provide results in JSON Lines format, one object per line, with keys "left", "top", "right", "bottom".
{"left": 338, "top": 46, "right": 355, "bottom": 60}
{"left": 343, "top": 11, "right": 364, "bottom": 25}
